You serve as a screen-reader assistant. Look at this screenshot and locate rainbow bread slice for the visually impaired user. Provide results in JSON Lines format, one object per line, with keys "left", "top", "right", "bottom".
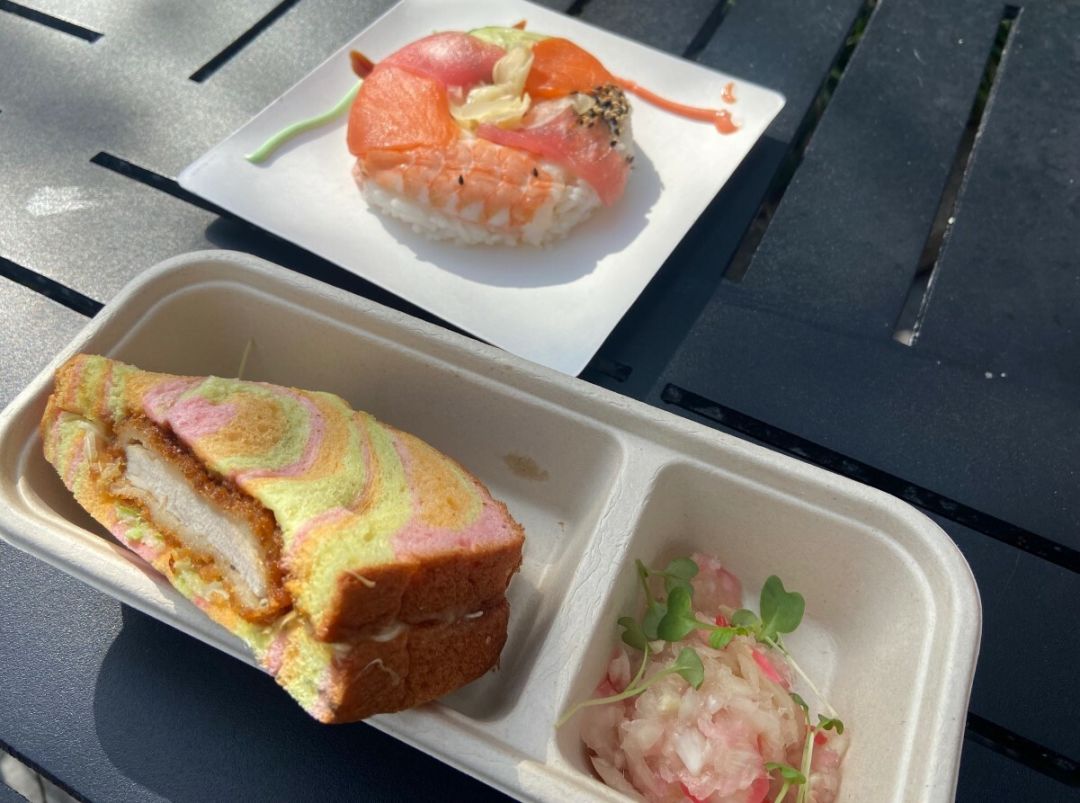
{"left": 40, "top": 354, "right": 524, "bottom": 722}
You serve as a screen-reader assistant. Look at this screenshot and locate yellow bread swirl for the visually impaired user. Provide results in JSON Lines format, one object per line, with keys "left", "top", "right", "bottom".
{"left": 40, "top": 354, "right": 524, "bottom": 721}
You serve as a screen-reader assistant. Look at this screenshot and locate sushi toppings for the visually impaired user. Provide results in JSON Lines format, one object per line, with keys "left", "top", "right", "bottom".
{"left": 347, "top": 65, "right": 457, "bottom": 155}
{"left": 450, "top": 44, "right": 534, "bottom": 130}
{"left": 344, "top": 25, "right": 639, "bottom": 243}
{"left": 524, "top": 36, "right": 617, "bottom": 100}
{"left": 380, "top": 31, "right": 504, "bottom": 94}
{"left": 573, "top": 83, "right": 631, "bottom": 136}
{"left": 561, "top": 554, "right": 847, "bottom": 803}
{"left": 248, "top": 22, "right": 746, "bottom": 243}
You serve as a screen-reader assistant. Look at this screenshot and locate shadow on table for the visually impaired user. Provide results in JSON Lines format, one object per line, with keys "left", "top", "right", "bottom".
{"left": 92, "top": 607, "right": 510, "bottom": 802}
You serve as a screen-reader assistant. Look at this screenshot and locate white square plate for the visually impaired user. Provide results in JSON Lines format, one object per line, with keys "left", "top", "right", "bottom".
{"left": 178, "top": 0, "right": 784, "bottom": 375}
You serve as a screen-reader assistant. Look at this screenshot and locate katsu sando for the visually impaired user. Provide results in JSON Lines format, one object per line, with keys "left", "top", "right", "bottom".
{"left": 40, "top": 354, "right": 524, "bottom": 722}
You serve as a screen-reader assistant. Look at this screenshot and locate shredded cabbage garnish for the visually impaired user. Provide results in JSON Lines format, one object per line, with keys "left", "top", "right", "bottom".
{"left": 451, "top": 45, "right": 533, "bottom": 130}
{"left": 64, "top": 415, "right": 105, "bottom": 470}
{"left": 467, "top": 26, "right": 547, "bottom": 50}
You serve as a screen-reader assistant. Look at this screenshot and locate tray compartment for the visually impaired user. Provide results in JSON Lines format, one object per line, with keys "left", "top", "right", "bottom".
{"left": 8, "top": 276, "right": 628, "bottom": 721}
{"left": 549, "top": 458, "right": 960, "bottom": 802}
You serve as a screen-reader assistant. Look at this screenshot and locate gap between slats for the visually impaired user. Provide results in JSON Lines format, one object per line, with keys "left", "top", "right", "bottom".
{"left": 189, "top": 0, "right": 304, "bottom": 82}
{"left": 893, "top": 4, "right": 1021, "bottom": 346}
{"left": 0, "top": 0, "right": 101, "bottom": 42}
{"left": 0, "top": 256, "right": 102, "bottom": 317}
{"left": 722, "top": 0, "right": 880, "bottom": 283}
{"left": 89, "top": 153, "right": 228, "bottom": 216}
{"left": 682, "top": 0, "right": 736, "bottom": 60}
{"left": 967, "top": 713, "right": 1079, "bottom": 787}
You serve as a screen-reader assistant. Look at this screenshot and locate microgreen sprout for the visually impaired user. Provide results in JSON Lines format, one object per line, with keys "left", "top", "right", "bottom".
{"left": 635, "top": 560, "right": 667, "bottom": 639}
{"left": 758, "top": 575, "right": 806, "bottom": 642}
{"left": 765, "top": 762, "right": 805, "bottom": 803}
{"left": 555, "top": 647, "right": 703, "bottom": 728}
{"left": 655, "top": 573, "right": 806, "bottom": 662}
{"left": 818, "top": 715, "right": 845, "bottom": 735}
{"left": 795, "top": 706, "right": 816, "bottom": 803}
{"left": 618, "top": 616, "right": 648, "bottom": 652}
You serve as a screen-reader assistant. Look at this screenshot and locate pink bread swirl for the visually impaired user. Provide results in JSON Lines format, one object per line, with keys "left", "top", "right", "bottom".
{"left": 40, "top": 354, "right": 524, "bottom": 721}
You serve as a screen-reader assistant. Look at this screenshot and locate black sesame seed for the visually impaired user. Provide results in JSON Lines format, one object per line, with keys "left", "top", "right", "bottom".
{"left": 532, "top": 167, "right": 539, "bottom": 178}
{"left": 458, "top": 175, "right": 464, "bottom": 185}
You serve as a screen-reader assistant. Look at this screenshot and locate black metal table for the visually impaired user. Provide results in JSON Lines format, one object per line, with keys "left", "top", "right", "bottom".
{"left": 1, "top": 0, "right": 1077, "bottom": 800}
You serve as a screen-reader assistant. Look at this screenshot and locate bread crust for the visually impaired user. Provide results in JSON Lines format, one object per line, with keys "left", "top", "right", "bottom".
{"left": 316, "top": 598, "right": 510, "bottom": 723}
{"left": 312, "top": 500, "right": 524, "bottom": 641}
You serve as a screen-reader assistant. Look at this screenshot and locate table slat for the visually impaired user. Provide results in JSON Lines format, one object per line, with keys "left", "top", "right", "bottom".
{"left": 578, "top": 0, "right": 717, "bottom": 55}
{"left": 203, "top": 0, "right": 396, "bottom": 117}
{"left": 696, "top": 0, "right": 867, "bottom": 141}
{"left": 916, "top": 2, "right": 1080, "bottom": 391}
{"left": 585, "top": 0, "right": 871, "bottom": 395}
{"left": 942, "top": 516, "right": 1079, "bottom": 759}
{"left": 738, "top": 0, "right": 1004, "bottom": 336}
{"left": 0, "top": 279, "right": 88, "bottom": 406}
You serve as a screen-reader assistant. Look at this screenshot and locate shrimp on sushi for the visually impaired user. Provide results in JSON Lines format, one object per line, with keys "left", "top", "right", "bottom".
{"left": 346, "top": 28, "right": 635, "bottom": 246}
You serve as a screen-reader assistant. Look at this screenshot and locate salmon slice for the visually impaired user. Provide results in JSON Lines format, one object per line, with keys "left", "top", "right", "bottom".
{"left": 525, "top": 37, "right": 616, "bottom": 100}
{"left": 382, "top": 31, "right": 505, "bottom": 91}
{"left": 347, "top": 65, "right": 458, "bottom": 156}
{"left": 477, "top": 102, "right": 630, "bottom": 205}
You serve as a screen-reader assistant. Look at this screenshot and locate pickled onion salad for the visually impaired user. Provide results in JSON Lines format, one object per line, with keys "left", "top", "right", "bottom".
{"left": 558, "top": 553, "right": 847, "bottom": 803}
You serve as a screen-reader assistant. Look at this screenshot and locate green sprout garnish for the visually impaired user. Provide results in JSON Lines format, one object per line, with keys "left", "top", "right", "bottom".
{"left": 818, "top": 715, "right": 845, "bottom": 735}
{"left": 765, "top": 762, "right": 806, "bottom": 803}
{"left": 618, "top": 616, "right": 649, "bottom": 652}
{"left": 708, "top": 628, "right": 735, "bottom": 650}
{"left": 554, "top": 647, "right": 703, "bottom": 728}
{"left": 759, "top": 575, "right": 806, "bottom": 642}
{"left": 556, "top": 554, "right": 845, "bottom": 803}
{"left": 655, "top": 572, "right": 806, "bottom": 655}
{"left": 661, "top": 556, "right": 699, "bottom": 595}
{"left": 656, "top": 586, "right": 700, "bottom": 641}
{"left": 795, "top": 704, "right": 816, "bottom": 803}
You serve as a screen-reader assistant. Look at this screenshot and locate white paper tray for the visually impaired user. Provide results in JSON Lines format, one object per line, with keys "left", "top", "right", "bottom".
{"left": 0, "top": 251, "right": 980, "bottom": 802}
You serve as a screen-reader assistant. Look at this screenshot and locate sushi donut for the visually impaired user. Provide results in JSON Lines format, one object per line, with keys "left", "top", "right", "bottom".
{"left": 347, "top": 29, "right": 634, "bottom": 246}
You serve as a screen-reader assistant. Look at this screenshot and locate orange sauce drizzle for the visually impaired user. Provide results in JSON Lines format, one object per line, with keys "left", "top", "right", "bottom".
{"left": 615, "top": 76, "right": 739, "bottom": 134}
{"left": 512, "top": 19, "right": 527, "bottom": 29}
{"left": 722, "top": 81, "right": 737, "bottom": 104}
